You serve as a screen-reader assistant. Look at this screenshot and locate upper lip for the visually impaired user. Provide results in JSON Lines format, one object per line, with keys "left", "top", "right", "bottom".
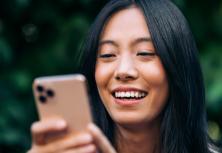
{"left": 111, "top": 87, "right": 148, "bottom": 94}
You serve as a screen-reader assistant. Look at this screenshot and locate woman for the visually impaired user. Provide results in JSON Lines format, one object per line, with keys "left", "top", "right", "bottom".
{"left": 28, "top": 0, "right": 220, "bottom": 153}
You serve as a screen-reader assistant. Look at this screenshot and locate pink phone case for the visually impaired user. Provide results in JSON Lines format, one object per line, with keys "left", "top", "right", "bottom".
{"left": 33, "top": 74, "right": 92, "bottom": 135}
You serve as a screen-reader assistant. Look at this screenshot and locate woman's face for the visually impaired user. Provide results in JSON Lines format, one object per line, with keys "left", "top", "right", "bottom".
{"left": 95, "top": 7, "right": 169, "bottom": 127}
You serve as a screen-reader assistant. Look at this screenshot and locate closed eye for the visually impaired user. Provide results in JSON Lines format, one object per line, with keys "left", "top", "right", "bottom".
{"left": 98, "top": 54, "right": 116, "bottom": 58}
{"left": 137, "top": 51, "right": 156, "bottom": 56}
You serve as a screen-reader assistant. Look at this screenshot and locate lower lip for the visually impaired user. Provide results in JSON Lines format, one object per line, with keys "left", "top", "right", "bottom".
{"left": 114, "top": 98, "right": 144, "bottom": 106}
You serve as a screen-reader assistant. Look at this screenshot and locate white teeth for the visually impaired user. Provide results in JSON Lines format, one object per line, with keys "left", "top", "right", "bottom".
{"left": 130, "top": 91, "right": 134, "bottom": 97}
{"left": 142, "top": 92, "right": 145, "bottom": 97}
{"left": 114, "top": 91, "right": 147, "bottom": 98}
{"left": 121, "top": 92, "right": 124, "bottom": 97}
{"left": 117, "top": 92, "right": 120, "bottom": 97}
{"left": 135, "top": 92, "right": 139, "bottom": 98}
{"left": 126, "top": 92, "right": 131, "bottom": 97}
{"left": 115, "top": 92, "right": 118, "bottom": 97}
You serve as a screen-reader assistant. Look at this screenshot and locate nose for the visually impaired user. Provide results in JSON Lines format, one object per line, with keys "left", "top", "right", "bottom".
{"left": 114, "top": 54, "right": 138, "bottom": 81}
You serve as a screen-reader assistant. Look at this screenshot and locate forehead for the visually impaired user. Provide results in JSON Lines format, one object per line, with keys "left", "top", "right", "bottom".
{"left": 100, "top": 7, "right": 151, "bottom": 41}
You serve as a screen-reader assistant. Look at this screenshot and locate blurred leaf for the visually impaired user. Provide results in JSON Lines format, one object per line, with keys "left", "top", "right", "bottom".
{"left": 201, "top": 43, "right": 222, "bottom": 115}
{"left": 173, "top": 0, "right": 186, "bottom": 9}
{"left": 212, "top": 2, "right": 222, "bottom": 36}
{"left": 208, "top": 121, "right": 221, "bottom": 141}
{"left": 9, "top": 70, "right": 32, "bottom": 92}
{"left": 0, "top": 38, "right": 13, "bottom": 65}
{"left": 22, "top": 24, "right": 39, "bottom": 43}
{"left": 0, "top": 97, "right": 32, "bottom": 150}
{"left": 79, "top": 0, "right": 93, "bottom": 6}
{"left": 0, "top": 20, "right": 3, "bottom": 34}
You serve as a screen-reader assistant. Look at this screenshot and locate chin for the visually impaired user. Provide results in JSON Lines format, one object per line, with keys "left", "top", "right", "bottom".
{"left": 110, "top": 111, "right": 157, "bottom": 128}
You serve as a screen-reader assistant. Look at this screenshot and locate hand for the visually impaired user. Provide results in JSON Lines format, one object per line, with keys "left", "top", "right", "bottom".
{"left": 87, "top": 123, "right": 117, "bottom": 153}
{"left": 27, "top": 118, "right": 117, "bottom": 153}
{"left": 27, "top": 118, "right": 97, "bottom": 153}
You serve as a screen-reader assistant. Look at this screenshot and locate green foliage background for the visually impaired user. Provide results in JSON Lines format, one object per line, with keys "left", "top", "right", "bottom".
{"left": 0, "top": 0, "right": 221, "bottom": 152}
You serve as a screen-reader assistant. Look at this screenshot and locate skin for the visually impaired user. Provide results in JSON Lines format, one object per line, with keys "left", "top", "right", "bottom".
{"left": 28, "top": 7, "right": 169, "bottom": 153}
{"left": 95, "top": 7, "right": 169, "bottom": 153}
{"left": 28, "top": 119, "right": 116, "bottom": 153}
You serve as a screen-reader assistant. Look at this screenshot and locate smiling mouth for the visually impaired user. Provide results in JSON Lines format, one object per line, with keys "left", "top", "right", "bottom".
{"left": 112, "top": 91, "right": 148, "bottom": 100}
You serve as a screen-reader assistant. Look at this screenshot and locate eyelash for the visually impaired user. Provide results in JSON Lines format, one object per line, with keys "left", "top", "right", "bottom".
{"left": 137, "top": 51, "right": 156, "bottom": 56}
{"left": 98, "top": 54, "right": 116, "bottom": 58}
{"left": 98, "top": 51, "right": 155, "bottom": 58}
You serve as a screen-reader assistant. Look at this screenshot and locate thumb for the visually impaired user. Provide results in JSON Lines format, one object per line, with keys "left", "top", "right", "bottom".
{"left": 87, "top": 123, "right": 117, "bottom": 153}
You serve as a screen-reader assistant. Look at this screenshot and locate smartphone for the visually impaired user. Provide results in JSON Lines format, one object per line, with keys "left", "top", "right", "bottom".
{"left": 32, "top": 74, "right": 92, "bottom": 136}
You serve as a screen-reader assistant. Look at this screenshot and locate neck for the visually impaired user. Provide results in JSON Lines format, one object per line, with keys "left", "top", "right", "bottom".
{"left": 114, "top": 121, "right": 160, "bottom": 153}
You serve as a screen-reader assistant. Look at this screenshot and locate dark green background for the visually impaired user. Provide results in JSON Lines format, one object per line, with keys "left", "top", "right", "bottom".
{"left": 0, "top": 0, "right": 221, "bottom": 152}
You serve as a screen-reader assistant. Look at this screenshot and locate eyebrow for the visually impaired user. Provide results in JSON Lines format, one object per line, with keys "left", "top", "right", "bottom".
{"left": 98, "top": 37, "right": 152, "bottom": 47}
{"left": 99, "top": 40, "right": 118, "bottom": 47}
{"left": 132, "top": 37, "right": 152, "bottom": 45}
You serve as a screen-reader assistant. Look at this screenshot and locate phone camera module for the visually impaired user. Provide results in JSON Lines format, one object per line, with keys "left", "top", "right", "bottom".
{"left": 46, "top": 89, "right": 54, "bottom": 97}
{"left": 39, "top": 95, "right": 47, "bottom": 103}
{"left": 36, "top": 85, "right": 44, "bottom": 92}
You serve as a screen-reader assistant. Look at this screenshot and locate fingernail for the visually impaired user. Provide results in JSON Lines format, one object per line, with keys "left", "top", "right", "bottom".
{"left": 87, "top": 123, "right": 93, "bottom": 130}
{"left": 82, "top": 133, "right": 93, "bottom": 141}
{"left": 87, "top": 123, "right": 97, "bottom": 131}
{"left": 56, "top": 120, "right": 66, "bottom": 128}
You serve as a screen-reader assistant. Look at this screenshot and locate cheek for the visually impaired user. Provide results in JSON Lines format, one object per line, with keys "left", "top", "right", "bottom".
{"left": 95, "top": 62, "right": 115, "bottom": 89}
{"left": 139, "top": 60, "right": 169, "bottom": 104}
{"left": 95, "top": 63, "right": 116, "bottom": 108}
{"left": 139, "top": 60, "right": 167, "bottom": 86}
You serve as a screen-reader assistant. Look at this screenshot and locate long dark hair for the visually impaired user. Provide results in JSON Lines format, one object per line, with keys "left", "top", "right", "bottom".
{"left": 79, "top": 0, "right": 219, "bottom": 152}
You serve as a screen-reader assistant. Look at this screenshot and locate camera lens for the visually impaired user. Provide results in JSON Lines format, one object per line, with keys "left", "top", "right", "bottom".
{"left": 39, "top": 95, "right": 47, "bottom": 103}
{"left": 36, "top": 85, "right": 44, "bottom": 92}
{"left": 46, "top": 89, "right": 54, "bottom": 97}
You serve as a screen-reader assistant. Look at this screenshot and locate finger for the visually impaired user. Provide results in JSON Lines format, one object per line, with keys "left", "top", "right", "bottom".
{"left": 34, "top": 133, "right": 94, "bottom": 153}
{"left": 53, "top": 133, "right": 94, "bottom": 150}
{"left": 63, "top": 144, "right": 96, "bottom": 153}
{"left": 26, "top": 149, "right": 37, "bottom": 153}
{"left": 87, "top": 123, "right": 116, "bottom": 153}
{"left": 31, "top": 118, "right": 67, "bottom": 145}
